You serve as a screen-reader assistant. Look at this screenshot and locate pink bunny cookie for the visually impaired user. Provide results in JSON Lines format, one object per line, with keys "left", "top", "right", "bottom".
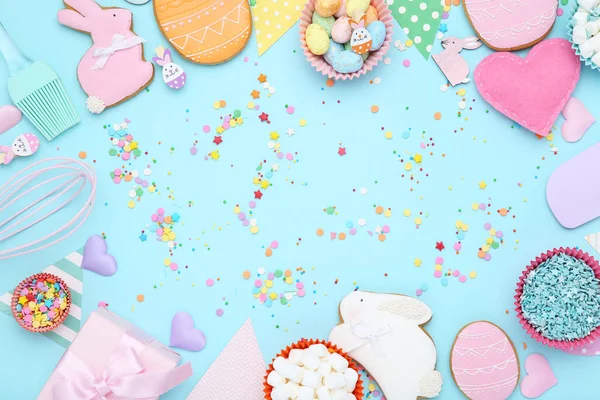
{"left": 432, "top": 37, "right": 482, "bottom": 86}
{"left": 58, "top": 0, "right": 154, "bottom": 114}
{"left": 0, "top": 133, "right": 40, "bottom": 165}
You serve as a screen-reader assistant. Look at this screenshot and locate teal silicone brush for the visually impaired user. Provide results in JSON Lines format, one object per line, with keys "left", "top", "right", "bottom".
{"left": 0, "top": 22, "right": 79, "bottom": 140}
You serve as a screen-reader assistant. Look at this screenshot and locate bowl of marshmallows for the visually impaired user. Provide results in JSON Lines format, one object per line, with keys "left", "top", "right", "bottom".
{"left": 264, "top": 339, "right": 364, "bottom": 400}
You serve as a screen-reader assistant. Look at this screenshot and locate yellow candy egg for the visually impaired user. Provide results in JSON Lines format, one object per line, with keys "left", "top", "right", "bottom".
{"left": 305, "top": 24, "right": 330, "bottom": 55}
{"left": 346, "top": 0, "right": 370, "bottom": 19}
{"left": 365, "top": 5, "right": 378, "bottom": 26}
{"left": 315, "top": 0, "right": 342, "bottom": 17}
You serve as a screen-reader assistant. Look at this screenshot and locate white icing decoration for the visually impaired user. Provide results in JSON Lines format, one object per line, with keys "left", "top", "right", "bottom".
{"left": 86, "top": 96, "right": 105, "bottom": 114}
{"left": 478, "top": 4, "right": 558, "bottom": 41}
{"left": 329, "top": 291, "right": 441, "bottom": 400}
{"left": 452, "top": 356, "right": 517, "bottom": 375}
{"left": 453, "top": 338, "right": 509, "bottom": 357}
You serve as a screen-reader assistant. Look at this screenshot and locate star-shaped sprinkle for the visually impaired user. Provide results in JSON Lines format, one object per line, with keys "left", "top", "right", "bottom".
{"left": 413, "top": 153, "right": 422, "bottom": 163}
{"left": 414, "top": 258, "right": 422, "bottom": 267}
{"left": 435, "top": 242, "right": 445, "bottom": 251}
{"left": 251, "top": 90, "right": 260, "bottom": 99}
{"left": 171, "top": 213, "right": 180, "bottom": 222}
{"left": 479, "top": 180, "right": 487, "bottom": 190}
{"left": 287, "top": 128, "right": 295, "bottom": 136}
{"left": 259, "top": 112, "right": 269, "bottom": 122}
{"left": 210, "top": 150, "right": 220, "bottom": 160}
{"left": 139, "top": 233, "right": 147, "bottom": 242}
{"left": 338, "top": 147, "right": 346, "bottom": 156}
{"left": 213, "top": 136, "right": 223, "bottom": 145}
{"left": 254, "top": 190, "right": 263, "bottom": 199}
{"left": 270, "top": 131, "right": 279, "bottom": 140}
{"left": 258, "top": 74, "right": 267, "bottom": 83}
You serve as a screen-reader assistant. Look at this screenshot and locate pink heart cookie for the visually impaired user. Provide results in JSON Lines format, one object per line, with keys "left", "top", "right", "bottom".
{"left": 0, "top": 105, "right": 22, "bottom": 135}
{"left": 520, "top": 353, "right": 558, "bottom": 398}
{"left": 475, "top": 38, "right": 580, "bottom": 136}
{"left": 562, "top": 97, "right": 595, "bottom": 143}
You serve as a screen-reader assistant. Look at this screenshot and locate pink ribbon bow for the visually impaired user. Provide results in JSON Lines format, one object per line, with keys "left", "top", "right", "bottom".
{"left": 53, "top": 342, "right": 192, "bottom": 400}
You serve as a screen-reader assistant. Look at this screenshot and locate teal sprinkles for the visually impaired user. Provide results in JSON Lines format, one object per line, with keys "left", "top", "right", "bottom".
{"left": 521, "top": 253, "right": 600, "bottom": 341}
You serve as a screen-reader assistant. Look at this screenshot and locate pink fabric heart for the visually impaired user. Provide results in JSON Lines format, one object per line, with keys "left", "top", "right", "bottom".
{"left": 81, "top": 235, "right": 117, "bottom": 276}
{"left": 0, "top": 105, "right": 22, "bottom": 135}
{"left": 475, "top": 38, "right": 580, "bottom": 136}
{"left": 561, "top": 97, "right": 595, "bottom": 143}
{"left": 520, "top": 353, "right": 558, "bottom": 398}
{"left": 170, "top": 312, "right": 207, "bottom": 352}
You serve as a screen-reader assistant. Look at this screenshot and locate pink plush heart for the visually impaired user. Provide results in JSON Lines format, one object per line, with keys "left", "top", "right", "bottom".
{"left": 520, "top": 353, "right": 558, "bottom": 398}
{"left": 0, "top": 105, "right": 22, "bottom": 135}
{"left": 561, "top": 97, "right": 595, "bottom": 143}
{"left": 475, "top": 38, "right": 580, "bottom": 136}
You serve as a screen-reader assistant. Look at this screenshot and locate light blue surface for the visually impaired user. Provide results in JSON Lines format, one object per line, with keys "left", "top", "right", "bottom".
{"left": 1, "top": 1, "right": 600, "bottom": 399}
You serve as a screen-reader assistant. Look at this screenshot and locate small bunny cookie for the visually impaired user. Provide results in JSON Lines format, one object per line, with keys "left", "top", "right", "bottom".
{"left": 349, "top": 14, "right": 372, "bottom": 54}
{"left": 329, "top": 291, "right": 443, "bottom": 400}
{"left": 58, "top": 0, "right": 154, "bottom": 114}
{"left": 153, "top": 48, "right": 187, "bottom": 90}
{"left": 432, "top": 36, "right": 482, "bottom": 86}
{"left": 0, "top": 133, "right": 40, "bottom": 165}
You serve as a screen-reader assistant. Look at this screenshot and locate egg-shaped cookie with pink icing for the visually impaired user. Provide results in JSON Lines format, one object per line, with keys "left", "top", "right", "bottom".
{"left": 451, "top": 321, "right": 519, "bottom": 399}
{"left": 463, "top": 0, "right": 558, "bottom": 51}
{"left": 328, "top": 290, "right": 442, "bottom": 400}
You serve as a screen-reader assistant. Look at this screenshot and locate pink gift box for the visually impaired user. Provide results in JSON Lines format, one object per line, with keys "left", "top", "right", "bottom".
{"left": 39, "top": 307, "right": 192, "bottom": 400}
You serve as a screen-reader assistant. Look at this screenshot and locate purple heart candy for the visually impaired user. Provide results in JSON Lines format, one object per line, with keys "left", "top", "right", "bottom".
{"left": 170, "top": 311, "right": 207, "bottom": 352}
{"left": 81, "top": 235, "right": 117, "bottom": 276}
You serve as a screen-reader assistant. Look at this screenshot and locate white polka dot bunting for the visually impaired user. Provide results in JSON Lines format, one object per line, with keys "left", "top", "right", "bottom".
{"left": 390, "top": 0, "right": 445, "bottom": 58}
{"left": 253, "top": 0, "right": 305, "bottom": 56}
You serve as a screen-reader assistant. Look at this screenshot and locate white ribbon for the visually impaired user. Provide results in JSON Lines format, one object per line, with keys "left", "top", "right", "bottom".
{"left": 350, "top": 319, "right": 393, "bottom": 358}
{"left": 92, "top": 34, "right": 145, "bottom": 70}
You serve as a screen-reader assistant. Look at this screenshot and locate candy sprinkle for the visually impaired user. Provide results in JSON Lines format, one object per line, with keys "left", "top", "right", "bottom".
{"left": 520, "top": 253, "right": 600, "bottom": 341}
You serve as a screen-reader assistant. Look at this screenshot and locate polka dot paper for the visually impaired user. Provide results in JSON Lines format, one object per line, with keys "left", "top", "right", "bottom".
{"left": 253, "top": 0, "right": 304, "bottom": 56}
{"left": 388, "top": 0, "right": 445, "bottom": 58}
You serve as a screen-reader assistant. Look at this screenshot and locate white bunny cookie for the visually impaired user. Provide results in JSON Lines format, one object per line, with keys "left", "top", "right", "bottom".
{"left": 329, "top": 291, "right": 442, "bottom": 400}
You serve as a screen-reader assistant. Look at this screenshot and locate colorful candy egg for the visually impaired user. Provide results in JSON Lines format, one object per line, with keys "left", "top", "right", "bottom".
{"left": 463, "top": 0, "right": 558, "bottom": 50}
{"left": 154, "top": 0, "right": 252, "bottom": 64}
{"left": 306, "top": 24, "right": 331, "bottom": 55}
{"left": 451, "top": 321, "right": 519, "bottom": 399}
{"left": 315, "top": 0, "right": 342, "bottom": 18}
{"left": 332, "top": 16, "right": 352, "bottom": 43}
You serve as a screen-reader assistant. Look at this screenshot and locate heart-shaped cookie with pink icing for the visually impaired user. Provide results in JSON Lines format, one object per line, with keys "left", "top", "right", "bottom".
{"left": 475, "top": 38, "right": 581, "bottom": 136}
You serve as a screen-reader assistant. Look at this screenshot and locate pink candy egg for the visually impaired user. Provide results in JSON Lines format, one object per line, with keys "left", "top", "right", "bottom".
{"left": 451, "top": 321, "right": 519, "bottom": 399}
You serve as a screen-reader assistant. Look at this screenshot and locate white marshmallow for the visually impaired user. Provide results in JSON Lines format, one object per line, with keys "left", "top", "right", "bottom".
{"left": 298, "top": 386, "right": 316, "bottom": 400}
{"left": 284, "top": 381, "right": 301, "bottom": 398}
{"left": 346, "top": 395, "right": 357, "bottom": 400}
{"left": 586, "top": 20, "right": 600, "bottom": 36}
{"left": 328, "top": 353, "right": 349, "bottom": 372}
{"left": 573, "top": 25, "right": 588, "bottom": 45}
{"left": 579, "top": 33, "right": 600, "bottom": 58}
{"left": 302, "top": 371, "right": 323, "bottom": 389}
{"left": 574, "top": 11, "right": 590, "bottom": 26}
{"left": 343, "top": 368, "right": 358, "bottom": 392}
{"left": 302, "top": 352, "right": 321, "bottom": 371}
{"left": 579, "top": 0, "right": 600, "bottom": 11}
{"left": 325, "top": 373, "right": 346, "bottom": 390}
{"left": 316, "top": 387, "right": 331, "bottom": 400}
{"left": 288, "top": 349, "right": 305, "bottom": 365}
{"left": 330, "top": 389, "right": 348, "bottom": 400}
{"left": 308, "top": 344, "right": 329, "bottom": 358}
{"left": 270, "top": 387, "right": 287, "bottom": 400}
{"left": 318, "top": 362, "right": 332, "bottom": 377}
{"left": 274, "top": 356, "right": 304, "bottom": 383}
{"left": 267, "top": 370, "right": 286, "bottom": 388}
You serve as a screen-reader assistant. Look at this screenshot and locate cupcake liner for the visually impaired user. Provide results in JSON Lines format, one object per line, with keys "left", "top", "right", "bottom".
{"left": 11, "top": 272, "right": 72, "bottom": 333}
{"left": 567, "top": 6, "right": 600, "bottom": 71}
{"left": 514, "top": 247, "right": 600, "bottom": 350}
{"left": 264, "top": 338, "right": 364, "bottom": 399}
{"left": 299, "top": 0, "right": 393, "bottom": 80}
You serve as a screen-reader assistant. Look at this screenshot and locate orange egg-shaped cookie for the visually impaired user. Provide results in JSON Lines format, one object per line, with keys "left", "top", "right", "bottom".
{"left": 154, "top": 0, "right": 252, "bottom": 64}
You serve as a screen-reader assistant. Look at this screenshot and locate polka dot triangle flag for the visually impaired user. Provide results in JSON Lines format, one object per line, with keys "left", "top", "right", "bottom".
{"left": 389, "top": 0, "right": 445, "bottom": 59}
{"left": 0, "top": 248, "right": 84, "bottom": 348}
{"left": 252, "top": 0, "right": 304, "bottom": 56}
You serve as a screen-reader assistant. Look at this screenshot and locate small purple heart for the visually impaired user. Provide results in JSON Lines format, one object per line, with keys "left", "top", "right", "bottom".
{"left": 170, "top": 311, "right": 207, "bottom": 352}
{"left": 81, "top": 235, "right": 117, "bottom": 276}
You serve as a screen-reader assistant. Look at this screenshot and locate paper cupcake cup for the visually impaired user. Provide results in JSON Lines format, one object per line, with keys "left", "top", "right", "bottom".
{"left": 11, "top": 272, "right": 72, "bottom": 333}
{"left": 567, "top": 6, "right": 600, "bottom": 71}
{"left": 264, "top": 338, "right": 364, "bottom": 399}
{"left": 514, "top": 247, "right": 600, "bottom": 350}
{"left": 299, "top": 0, "right": 393, "bottom": 80}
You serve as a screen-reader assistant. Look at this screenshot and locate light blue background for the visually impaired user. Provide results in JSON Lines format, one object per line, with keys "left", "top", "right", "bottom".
{"left": 1, "top": 0, "right": 600, "bottom": 398}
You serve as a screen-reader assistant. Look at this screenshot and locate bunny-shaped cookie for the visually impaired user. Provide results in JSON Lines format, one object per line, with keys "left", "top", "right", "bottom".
{"left": 58, "top": 0, "right": 154, "bottom": 114}
{"left": 349, "top": 14, "right": 372, "bottom": 55}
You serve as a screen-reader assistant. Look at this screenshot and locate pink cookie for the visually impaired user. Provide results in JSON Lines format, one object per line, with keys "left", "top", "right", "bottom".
{"left": 463, "top": 0, "right": 558, "bottom": 51}
{"left": 451, "top": 321, "right": 519, "bottom": 400}
{"left": 475, "top": 39, "right": 580, "bottom": 136}
{"left": 0, "top": 105, "right": 22, "bottom": 135}
{"left": 58, "top": 0, "right": 154, "bottom": 114}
